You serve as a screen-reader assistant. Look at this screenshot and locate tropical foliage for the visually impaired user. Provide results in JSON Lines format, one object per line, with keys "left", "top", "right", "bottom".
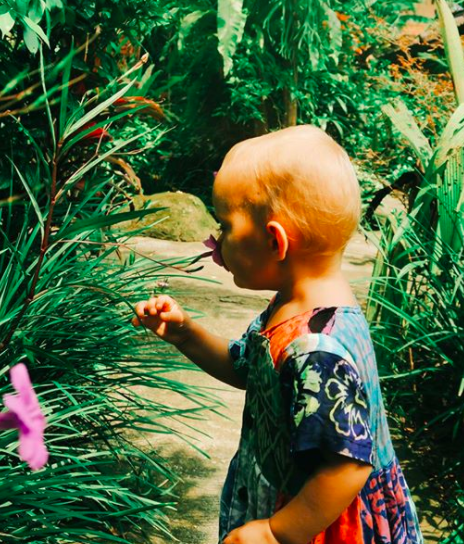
{"left": 366, "top": 1, "right": 464, "bottom": 540}
{"left": 0, "top": 1, "right": 219, "bottom": 542}
{"left": 1, "top": 0, "right": 462, "bottom": 541}
{"left": 142, "top": 0, "right": 422, "bottom": 200}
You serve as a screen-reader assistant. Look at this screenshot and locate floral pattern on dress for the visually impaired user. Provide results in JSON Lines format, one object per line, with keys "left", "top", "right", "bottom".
{"left": 326, "top": 360, "right": 371, "bottom": 441}
{"left": 282, "top": 349, "right": 374, "bottom": 465}
{"left": 293, "top": 366, "right": 322, "bottom": 426}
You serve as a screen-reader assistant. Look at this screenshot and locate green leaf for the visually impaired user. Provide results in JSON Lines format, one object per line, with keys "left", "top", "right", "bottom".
{"left": 396, "top": 260, "right": 427, "bottom": 280}
{"left": 54, "top": 208, "right": 165, "bottom": 240}
{"left": 63, "top": 79, "right": 136, "bottom": 140}
{"left": 23, "top": 15, "right": 50, "bottom": 47}
{"left": 433, "top": 102, "right": 464, "bottom": 171}
{"left": 39, "top": 46, "right": 56, "bottom": 152}
{"left": 178, "top": 10, "right": 211, "bottom": 51}
{"left": 23, "top": 23, "right": 40, "bottom": 54}
{"left": 459, "top": 374, "right": 464, "bottom": 397}
{"left": 61, "top": 105, "right": 146, "bottom": 155}
{"left": 8, "top": 160, "right": 44, "bottom": 237}
{"left": 59, "top": 42, "right": 74, "bottom": 139}
{"left": 57, "top": 126, "right": 160, "bottom": 198}
{"left": 28, "top": 2, "right": 46, "bottom": 23}
{"left": 46, "top": 0, "right": 64, "bottom": 8}
{"left": 436, "top": 0, "right": 464, "bottom": 105}
{"left": 382, "top": 100, "right": 432, "bottom": 169}
{"left": 0, "top": 68, "right": 31, "bottom": 96}
{"left": 217, "top": 0, "right": 247, "bottom": 76}
{"left": 436, "top": 152, "right": 464, "bottom": 252}
{"left": 0, "top": 11, "right": 15, "bottom": 37}
{"left": 325, "top": 5, "right": 342, "bottom": 64}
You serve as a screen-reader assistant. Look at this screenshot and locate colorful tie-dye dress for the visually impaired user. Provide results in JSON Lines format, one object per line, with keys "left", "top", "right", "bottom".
{"left": 219, "top": 296, "right": 423, "bottom": 544}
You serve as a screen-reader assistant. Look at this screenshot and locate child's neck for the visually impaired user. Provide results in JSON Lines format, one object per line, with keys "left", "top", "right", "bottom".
{"left": 280, "top": 274, "right": 357, "bottom": 306}
{"left": 266, "top": 262, "right": 358, "bottom": 331}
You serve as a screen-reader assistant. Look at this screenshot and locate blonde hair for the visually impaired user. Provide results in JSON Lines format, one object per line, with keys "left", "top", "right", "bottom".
{"left": 218, "top": 125, "right": 361, "bottom": 255}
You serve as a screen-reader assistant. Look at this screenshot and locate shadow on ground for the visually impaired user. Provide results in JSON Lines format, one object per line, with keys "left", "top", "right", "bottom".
{"left": 149, "top": 447, "right": 221, "bottom": 544}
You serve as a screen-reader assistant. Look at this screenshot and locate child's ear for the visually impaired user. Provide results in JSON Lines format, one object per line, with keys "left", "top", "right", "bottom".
{"left": 266, "top": 221, "right": 289, "bottom": 261}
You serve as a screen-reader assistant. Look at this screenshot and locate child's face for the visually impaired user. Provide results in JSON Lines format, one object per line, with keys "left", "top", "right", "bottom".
{"left": 212, "top": 174, "right": 278, "bottom": 291}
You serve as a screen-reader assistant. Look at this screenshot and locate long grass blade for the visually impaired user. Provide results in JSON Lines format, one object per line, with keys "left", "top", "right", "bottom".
{"left": 436, "top": 0, "right": 464, "bottom": 105}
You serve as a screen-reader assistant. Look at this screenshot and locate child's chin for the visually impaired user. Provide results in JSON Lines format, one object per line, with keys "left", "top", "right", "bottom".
{"left": 233, "top": 276, "right": 258, "bottom": 290}
{"left": 232, "top": 275, "right": 246, "bottom": 288}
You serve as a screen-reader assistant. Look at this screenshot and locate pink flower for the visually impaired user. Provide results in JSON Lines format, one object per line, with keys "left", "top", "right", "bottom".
{"left": 203, "top": 234, "right": 229, "bottom": 270}
{"left": 0, "top": 364, "right": 48, "bottom": 471}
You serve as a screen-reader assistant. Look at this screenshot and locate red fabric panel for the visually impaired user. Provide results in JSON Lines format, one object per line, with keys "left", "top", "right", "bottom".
{"left": 310, "top": 496, "right": 365, "bottom": 544}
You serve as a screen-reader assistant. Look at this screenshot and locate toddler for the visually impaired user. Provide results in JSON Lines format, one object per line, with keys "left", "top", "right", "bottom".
{"left": 133, "top": 126, "right": 423, "bottom": 544}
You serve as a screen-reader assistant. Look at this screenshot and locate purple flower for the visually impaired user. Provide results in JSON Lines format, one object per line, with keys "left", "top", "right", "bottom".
{"left": 0, "top": 363, "right": 48, "bottom": 471}
{"left": 202, "top": 234, "right": 229, "bottom": 270}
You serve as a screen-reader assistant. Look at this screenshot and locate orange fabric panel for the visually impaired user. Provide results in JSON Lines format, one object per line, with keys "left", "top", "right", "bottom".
{"left": 310, "top": 496, "right": 365, "bottom": 544}
{"left": 262, "top": 311, "right": 313, "bottom": 369}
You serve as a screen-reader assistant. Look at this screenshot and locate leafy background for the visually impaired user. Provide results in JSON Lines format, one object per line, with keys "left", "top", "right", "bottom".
{"left": 0, "top": 0, "right": 463, "bottom": 542}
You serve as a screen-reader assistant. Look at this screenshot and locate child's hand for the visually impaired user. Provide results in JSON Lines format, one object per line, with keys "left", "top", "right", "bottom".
{"left": 132, "top": 295, "right": 192, "bottom": 347}
{"left": 223, "top": 519, "right": 280, "bottom": 544}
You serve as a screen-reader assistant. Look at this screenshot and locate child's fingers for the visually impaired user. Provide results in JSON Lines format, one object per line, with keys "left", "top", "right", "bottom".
{"left": 146, "top": 297, "right": 160, "bottom": 316}
{"left": 155, "top": 295, "right": 185, "bottom": 323}
{"left": 154, "top": 294, "right": 174, "bottom": 312}
{"left": 135, "top": 301, "right": 149, "bottom": 318}
{"left": 134, "top": 296, "right": 184, "bottom": 327}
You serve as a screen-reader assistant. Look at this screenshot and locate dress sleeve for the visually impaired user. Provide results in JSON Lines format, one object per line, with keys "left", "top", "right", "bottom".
{"left": 282, "top": 347, "right": 374, "bottom": 466}
{"left": 228, "top": 294, "right": 279, "bottom": 383}
{"left": 228, "top": 310, "right": 266, "bottom": 382}
{"left": 228, "top": 332, "right": 250, "bottom": 382}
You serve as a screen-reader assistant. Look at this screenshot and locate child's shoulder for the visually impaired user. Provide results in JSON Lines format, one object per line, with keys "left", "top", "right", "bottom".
{"left": 261, "top": 302, "right": 367, "bottom": 371}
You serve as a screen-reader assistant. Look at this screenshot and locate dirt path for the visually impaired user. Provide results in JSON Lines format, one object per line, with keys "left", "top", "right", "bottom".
{"left": 128, "top": 233, "right": 447, "bottom": 544}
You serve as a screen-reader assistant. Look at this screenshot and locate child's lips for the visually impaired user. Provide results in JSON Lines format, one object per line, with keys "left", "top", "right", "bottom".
{"left": 202, "top": 235, "right": 229, "bottom": 271}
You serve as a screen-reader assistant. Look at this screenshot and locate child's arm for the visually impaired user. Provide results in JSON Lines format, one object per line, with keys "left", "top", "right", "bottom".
{"left": 223, "top": 452, "right": 372, "bottom": 544}
{"left": 133, "top": 295, "right": 246, "bottom": 389}
{"left": 269, "top": 453, "right": 372, "bottom": 543}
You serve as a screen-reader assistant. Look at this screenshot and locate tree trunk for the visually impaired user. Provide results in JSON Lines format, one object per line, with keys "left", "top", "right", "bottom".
{"left": 283, "top": 0, "right": 299, "bottom": 126}
{"left": 283, "top": 56, "right": 298, "bottom": 126}
{"left": 254, "top": 99, "right": 269, "bottom": 135}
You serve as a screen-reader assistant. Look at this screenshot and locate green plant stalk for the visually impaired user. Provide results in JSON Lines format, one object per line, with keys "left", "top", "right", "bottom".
{"left": 0, "top": 140, "right": 62, "bottom": 351}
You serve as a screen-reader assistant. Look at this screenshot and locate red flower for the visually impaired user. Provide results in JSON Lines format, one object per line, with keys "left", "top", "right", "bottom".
{"left": 78, "top": 121, "right": 112, "bottom": 141}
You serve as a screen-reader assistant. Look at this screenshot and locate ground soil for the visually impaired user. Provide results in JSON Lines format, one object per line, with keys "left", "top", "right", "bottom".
{"left": 127, "top": 233, "right": 449, "bottom": 544}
